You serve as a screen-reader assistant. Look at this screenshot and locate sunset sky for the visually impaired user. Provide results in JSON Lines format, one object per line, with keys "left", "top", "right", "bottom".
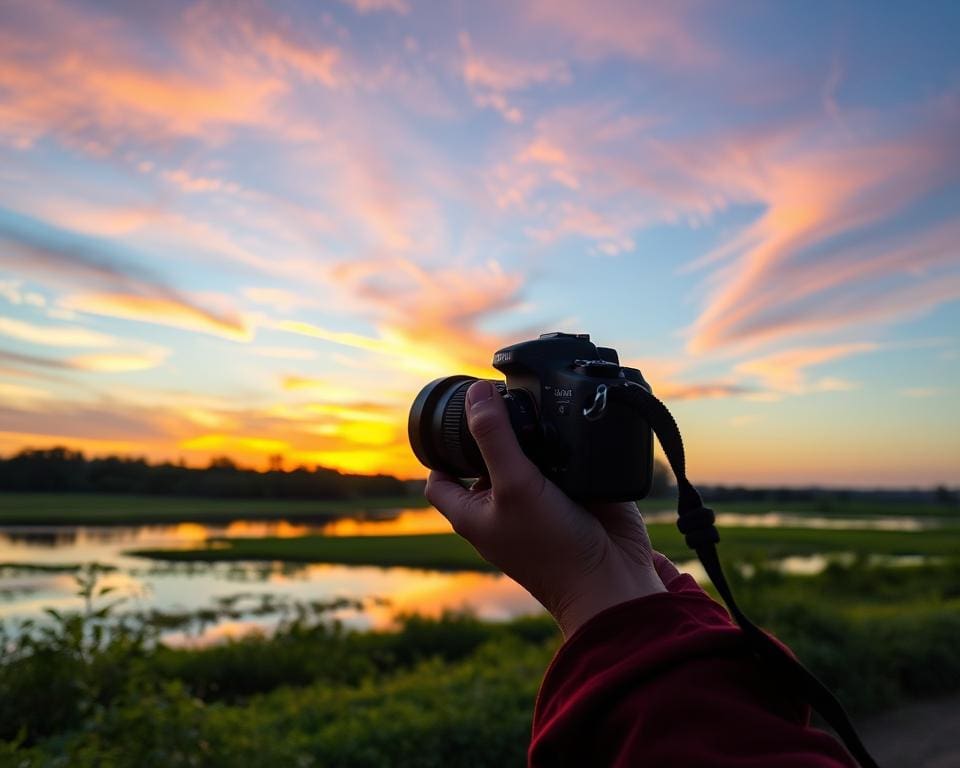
{"left": 0, "top": 0, "right": 958, "bottom": 486}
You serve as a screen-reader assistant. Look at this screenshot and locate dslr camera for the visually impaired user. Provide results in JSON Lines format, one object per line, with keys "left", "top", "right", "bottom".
{"left": 408, "top": 332, "right": 654, "bottom": 502}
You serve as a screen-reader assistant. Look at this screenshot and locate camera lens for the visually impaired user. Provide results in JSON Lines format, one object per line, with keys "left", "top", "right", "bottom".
{"left": 408, "top": 376, "right": 498, "bottom": 477}
{"left": 409, "top": 376, "right": 541, "bottom": 478}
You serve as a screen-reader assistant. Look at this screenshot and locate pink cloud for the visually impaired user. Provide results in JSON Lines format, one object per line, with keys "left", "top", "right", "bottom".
{"left": 524, "top": 0, "right": 714, "bottom": 68}
{"left": 459, "top": 32, "right": 570, "bottom": 123}
{"left": 0, "top": 0, "right": 341, "bottom": 150}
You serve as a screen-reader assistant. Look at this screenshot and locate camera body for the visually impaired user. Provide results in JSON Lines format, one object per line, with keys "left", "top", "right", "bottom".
{"left": 408, "top": 332, "right": 654, "bottom": 502}
{"left": 492, "top": 332, "right": 654, "bottom": 502}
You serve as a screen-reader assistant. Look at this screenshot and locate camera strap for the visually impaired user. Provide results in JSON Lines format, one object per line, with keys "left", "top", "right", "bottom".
{"left": 590, "top": 381, "right": 878, "bottom": 768}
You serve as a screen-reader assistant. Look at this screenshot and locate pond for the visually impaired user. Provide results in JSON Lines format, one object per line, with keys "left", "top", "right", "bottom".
{"left": 0, "top": 506, "right": 943, "bottom": 644}
{"left": 0, "top": 508, "right": 542, "bottom": 642}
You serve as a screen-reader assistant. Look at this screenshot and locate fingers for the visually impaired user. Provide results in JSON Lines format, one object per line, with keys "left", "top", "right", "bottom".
{"left": 425, "top": 470, "right": 483, "bottom": 538}
{"left": 652, "top": 551, "right": 682, "bottom": 587}
{"left": 465, "top": 380, "right": 539, "bottom": 497}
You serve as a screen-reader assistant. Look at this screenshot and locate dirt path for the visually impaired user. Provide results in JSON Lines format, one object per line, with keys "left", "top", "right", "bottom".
{"left": 858, "top": 694, "right": 960, "bottom": 768}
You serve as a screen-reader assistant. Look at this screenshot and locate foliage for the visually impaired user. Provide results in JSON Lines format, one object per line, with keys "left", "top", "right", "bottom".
{"left": 3, "top": 560, "right": 960, "bottom": 765}
{"left": 0, "top": 447, "right": 409, "bottom": 500}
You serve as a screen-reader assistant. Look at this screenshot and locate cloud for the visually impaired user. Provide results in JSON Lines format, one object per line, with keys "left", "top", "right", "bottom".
{"left": 735, "top": 343, "right": 878, "bottom": 393}
{"left": 685, "top": 101, "right": 960, "bottom": 353}
{"left": 66, "top": 350, "right": 169, "bottom": 373}
{"left": 0, "top": 316, "right": 116, "bottom": 348}
{"left": 0, "top": 0, "right": 342, "bottom": 150}
{"left": 0, "top": 345, "right": 167, "bottom": 374}
{"left": 0, "top": 280, "right": 46, "bottom": 307}
{"left": 655, "top": 382, "right": 754, "bottom": 401}
{"left": 900, "top": 387, "right": 944, "bottom": 398}
{"left": 459, "top": 32, "right": 570, "bottom": 123}
{"left": 337, "top": 0, "right": 410, "bottom": 15}
{"left": 0, "top": 208, "right": 250, "bottom": 340}
{"left": 524, "top": 0, "right": 713, "bottom": 68}
{"left": 63, "top": 294, "right": 251, "bottom": 342}
{"left": 325, "top": 257, "right": 526, "bottom": 375}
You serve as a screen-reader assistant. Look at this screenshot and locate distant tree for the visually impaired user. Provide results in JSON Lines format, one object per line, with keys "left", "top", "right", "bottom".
{"left": 268, "top": 454, "right": 284, "bottom": 472}
{"left": 935, "top": 485, "right": 958, "bottom": 505}
{"left": 208, "top": 456, "right": 238, "bottom": 471}
{"left": 649, "top": 459, "right": 673, "bottom": 498}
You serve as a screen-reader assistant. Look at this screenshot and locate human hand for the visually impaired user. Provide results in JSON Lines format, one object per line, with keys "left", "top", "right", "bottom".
{"left": 426, "top": 379, "right": 670, "bottom": 638}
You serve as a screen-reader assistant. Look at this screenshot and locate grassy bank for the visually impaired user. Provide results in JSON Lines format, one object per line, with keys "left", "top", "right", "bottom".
{"left": 0, "top": 492, "right": 954, "bottom": 526}
{"left": 0, "top": 492, "right": 428, "bottom": 525}
{"left": 131, "top": 533, "right": 497, "bottom": 571}
{"left": 128, "top": 522, "right": 960, "bottom": 571}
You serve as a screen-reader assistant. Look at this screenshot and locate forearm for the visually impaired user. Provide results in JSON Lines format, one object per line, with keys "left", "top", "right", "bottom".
{"left": 529, "top": 577, "right": 855, "bottom": 768}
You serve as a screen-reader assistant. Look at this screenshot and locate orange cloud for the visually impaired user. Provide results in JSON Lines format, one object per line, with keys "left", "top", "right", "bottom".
{"left": 63, "top": 293, "right": 251, "bottom": 342}
{"left": 0, "top": 0, "right": 344, "bottom": 149}
{"left": 735, "top": 343, "right": 878, "bottom": 393}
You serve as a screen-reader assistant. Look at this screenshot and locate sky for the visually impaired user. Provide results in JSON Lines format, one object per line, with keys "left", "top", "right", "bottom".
{"left": 0, "top": 0, "right": 958, "bottom": 487}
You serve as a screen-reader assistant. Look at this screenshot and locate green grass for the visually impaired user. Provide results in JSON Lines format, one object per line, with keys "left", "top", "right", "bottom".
{"left": 641, "top": 497, "right": 960, "bottom": 518}
{"left": 128, "top": 523, "right": 960, "bottom": 571}
{"left": 645, "top": 522, "right": 960, "bottom": 560}
{"left": 130, "top": 533, "right": 495, "bottom": 571}
{"left": 0, "top": 492, "right": 428, "bottom": 525}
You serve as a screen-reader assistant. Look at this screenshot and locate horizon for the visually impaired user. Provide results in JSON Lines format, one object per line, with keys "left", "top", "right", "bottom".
{"left": 1, "top": 1, "right": 959, "bottom": 487}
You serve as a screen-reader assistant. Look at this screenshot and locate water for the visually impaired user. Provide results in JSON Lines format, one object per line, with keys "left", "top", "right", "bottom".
{"left": 0, "top": 506, "right": 943, "bottom": 643}
{"left": 0, "top": 508, "right": 541, "bottom": 640}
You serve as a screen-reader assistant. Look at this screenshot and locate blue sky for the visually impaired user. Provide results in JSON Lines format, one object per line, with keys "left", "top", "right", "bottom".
{"left": 0, "top": 0, "right": 957, "bottom": 485}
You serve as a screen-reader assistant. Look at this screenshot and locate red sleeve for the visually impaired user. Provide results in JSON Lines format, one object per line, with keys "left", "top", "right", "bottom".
{"left": 529, "top": 574, "right": 856, "bottom": 768}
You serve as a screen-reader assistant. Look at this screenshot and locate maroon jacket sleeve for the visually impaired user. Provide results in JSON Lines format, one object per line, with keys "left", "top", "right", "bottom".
{"left": 529, "top": 574, "right": 856, "bottom": 767}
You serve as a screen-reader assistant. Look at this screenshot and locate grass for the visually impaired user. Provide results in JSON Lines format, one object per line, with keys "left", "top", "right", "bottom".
{"left": 5, "top": 563, "right": 960, "bottom": 766}
{"left": 130, "top": 533, "right": 496, "bottom": 571}
{"left": 0, "top": 492, "right": 428, "bottom": 525}
{"left": 128, "top": 523, "right": 960, "bottom": 571}
{"left": 639, "top": 497, "right": 960, "bottom": 518}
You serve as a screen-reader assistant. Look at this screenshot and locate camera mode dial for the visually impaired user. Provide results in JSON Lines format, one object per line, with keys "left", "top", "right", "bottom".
{"left": 572, "top": 359, "right": 621, "bottom": 378}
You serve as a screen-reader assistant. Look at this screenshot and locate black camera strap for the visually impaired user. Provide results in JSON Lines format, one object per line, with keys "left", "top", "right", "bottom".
{"left": 592, "top": 381, "right": 878, "bottom": 768}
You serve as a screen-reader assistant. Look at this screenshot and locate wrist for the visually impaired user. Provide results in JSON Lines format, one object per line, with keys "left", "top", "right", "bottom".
{"left": 554, "top": 562, "right": 667, "bottom": 639}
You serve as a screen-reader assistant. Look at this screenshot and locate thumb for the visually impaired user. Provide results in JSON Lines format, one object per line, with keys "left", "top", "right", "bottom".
{"left": 466, "top": 380, "right": 539, "bottom": 496}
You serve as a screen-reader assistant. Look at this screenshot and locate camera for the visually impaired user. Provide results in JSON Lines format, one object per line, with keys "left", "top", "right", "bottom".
{"left": 408, "top": 332, "right": 654, "bottom": 502}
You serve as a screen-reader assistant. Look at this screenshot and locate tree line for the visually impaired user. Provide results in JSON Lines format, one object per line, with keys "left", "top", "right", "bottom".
{"left": 0, "top": 448, "right": 410, "bottom": 499}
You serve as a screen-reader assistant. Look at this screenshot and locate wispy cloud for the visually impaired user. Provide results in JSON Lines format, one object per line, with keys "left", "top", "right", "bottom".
{"left": 0, "top": 0, "right": 343, "bottom": 150}
{"left": 337, "top": 0, "right": 410, "bottom": 15}
{"left": 0, "top": 208, "right": 250, "bottom": 341}
{"left": 63, "top": 294, "right": 250, "bottom": 342}
{"left": 66, "top": 350, "right": 169, "bottom": 373}
{"left": 459, "top": 32, "right": 570, "bottom": 123}
{"left": 735, "top": 343, "right": 877, "bottom": 394}
{"left": 0, "top": 316, "right": 115, "bottom": 348}
{"left": 685, "top": 102, "right": 960, "bottom": 353}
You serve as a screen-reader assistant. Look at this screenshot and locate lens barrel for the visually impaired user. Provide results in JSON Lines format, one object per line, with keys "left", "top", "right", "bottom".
{"left": 408, "top": 376, "right": 500, "bottom": 477}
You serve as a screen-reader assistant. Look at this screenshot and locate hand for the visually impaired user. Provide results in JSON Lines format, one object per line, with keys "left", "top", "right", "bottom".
{"left": 426, "top": 380, "right": 669, "bottom": 638}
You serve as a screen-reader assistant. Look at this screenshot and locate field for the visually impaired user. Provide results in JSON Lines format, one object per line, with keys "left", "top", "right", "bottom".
{"left": 2, "top": 492, "right": 959, "bottom": 766}
{"left": 0, "top": 492, "right": 427, "bottom": 525}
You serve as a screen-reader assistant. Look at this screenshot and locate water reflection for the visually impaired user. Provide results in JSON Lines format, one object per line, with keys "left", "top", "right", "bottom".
{"left": 0, "top": 505, "right": 945, "bottom": 644}
{"left": 642, "top": 510, "right": 939, "bottom": 531}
